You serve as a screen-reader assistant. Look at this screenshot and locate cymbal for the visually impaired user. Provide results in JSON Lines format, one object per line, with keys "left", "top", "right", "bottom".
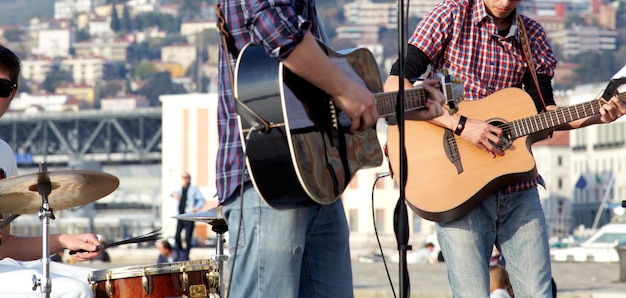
{"left": 0, "top": 170, "right": 119, "bottom": 214}
{"left": 172, "top": 207, "right": 227, "bottom": 226}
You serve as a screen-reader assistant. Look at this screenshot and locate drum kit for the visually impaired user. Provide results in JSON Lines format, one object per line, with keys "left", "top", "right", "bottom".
{"left": 0, "top": 162, "right": 229, "bottom": 298}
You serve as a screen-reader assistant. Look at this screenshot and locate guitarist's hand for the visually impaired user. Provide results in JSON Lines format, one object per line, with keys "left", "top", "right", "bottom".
{"left": 281, "top": 32, "right": 378, "bottom": 133}
{"left": 459, "top": 118, "right": 504, "bottom": 159}
{"left": 599, "top": 94, "right": 626, "bottom": 123}
{"left": 332, "top": 80, "right": 379, "bottom": 133}
{"left": 405, "top": 79, "right": 446, "bottom": 120}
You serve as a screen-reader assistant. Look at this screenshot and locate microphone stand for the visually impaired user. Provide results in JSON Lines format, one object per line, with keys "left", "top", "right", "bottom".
{"left": 394, "top": 0, "right": 411, "bottom": 297}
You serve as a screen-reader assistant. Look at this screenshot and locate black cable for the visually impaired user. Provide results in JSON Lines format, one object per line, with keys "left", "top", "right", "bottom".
{"left": 371, "top": 172, "right": 396, "bottom": 298}
{"left": 224, "top": 125, "right": 262, "bottom": 298}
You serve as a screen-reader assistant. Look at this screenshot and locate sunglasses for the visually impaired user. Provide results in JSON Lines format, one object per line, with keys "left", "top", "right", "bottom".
{"left": 0, "top": 79, "right": 16, "bottom": 97}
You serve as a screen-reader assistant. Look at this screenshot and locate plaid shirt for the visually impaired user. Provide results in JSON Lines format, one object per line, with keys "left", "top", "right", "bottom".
{"left": 216, "top": 0, "right": 321, "bottom": 203}
{"left": 409, "top": 0, "right": 556, "bottom": 192}
{"left": 410, "top": 0, "right": 556, "bottom": 100}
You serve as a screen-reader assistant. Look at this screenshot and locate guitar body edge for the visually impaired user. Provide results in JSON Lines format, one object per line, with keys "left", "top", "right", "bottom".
{"left": 234, "top": 42, "right": 384, "bottom": 206}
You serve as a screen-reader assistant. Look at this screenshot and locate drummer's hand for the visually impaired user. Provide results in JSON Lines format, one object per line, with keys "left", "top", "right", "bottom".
{"left": 60, "top": 233, "right": 101, "bottom": 262}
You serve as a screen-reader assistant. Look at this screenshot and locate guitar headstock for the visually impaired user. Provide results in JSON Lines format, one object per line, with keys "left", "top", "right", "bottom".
{"left": 602, "top": 77, "right": 626, "bottom": 101}
{"left": 436, "top": 70, "right": 465, "bottom": 115}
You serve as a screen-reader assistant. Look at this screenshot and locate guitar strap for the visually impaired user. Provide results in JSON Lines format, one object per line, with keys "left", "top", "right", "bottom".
{"left": 216, "top": 3, "right": 271, "bottom": 133}
{"left": 516, "top": 13, "right": 549, "bottom": 113}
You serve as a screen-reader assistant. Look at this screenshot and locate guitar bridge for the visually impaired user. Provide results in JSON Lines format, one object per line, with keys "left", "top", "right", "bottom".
{"left": 443, "top": 129, "right": 463, "bottom": 174}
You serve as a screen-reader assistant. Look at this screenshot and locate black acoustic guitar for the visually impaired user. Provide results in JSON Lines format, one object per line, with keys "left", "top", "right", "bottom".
{"left": 234, "top": 42, "right": 463, "bottom": 206}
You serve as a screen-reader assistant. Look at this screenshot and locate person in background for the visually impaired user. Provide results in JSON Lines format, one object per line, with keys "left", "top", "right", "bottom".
{"left": 384, "top": 0, "right": 625, "bottom": 296}
{"left": 414, "top": 242, "right": 435, "bottom": 264}
{"left": 156, "top": 239, "right": 189, "bottom": 264}
{"left": 490, "top": 264, "right": 514, "bottom": 298}
{"left": 0, "top": 44, "right": 103, "bottom": 298}
{"left": 171, "top": 171, "right": 206, "bottom": 257}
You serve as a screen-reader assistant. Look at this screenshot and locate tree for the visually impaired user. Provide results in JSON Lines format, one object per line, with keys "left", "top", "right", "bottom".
{"left": 98, "top": 80, "right": 125, "bottom": 99}
{"left": 133, "top": 61, "right": 157, "bottom": 80}
{"left": 110, "top": 4, "right": 121, "bottom": 32}
{"left": 2, "top": 28, "right": 24, "bottom": 42}
{"left": 138, "top": 72, "right": 186, "bottom": 106}
{"left": 75, "top": 28, "right": 90, "bottom": 42}
{"left": 41, "top": 69, "right": 73, "bottom": 92}
{"left": 122, "top": 5, "right": 132, "bottom": 32}
{"left": 571, "top": 51, "right": 619, "bottom": 84}
{"left": 565, "top": 13, "right": 585, "bottom": 28}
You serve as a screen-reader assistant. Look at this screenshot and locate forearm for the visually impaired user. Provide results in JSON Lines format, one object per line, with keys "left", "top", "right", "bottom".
{"left": 0, "top": 234, "right": 64, "bottom": 260}
{"left": 281, "top": 32, "right": 353, "bottom": 98}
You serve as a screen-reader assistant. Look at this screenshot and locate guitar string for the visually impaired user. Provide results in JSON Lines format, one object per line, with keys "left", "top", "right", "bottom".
{"left": 446, "top": 99, "right": 606, "bottom": 153}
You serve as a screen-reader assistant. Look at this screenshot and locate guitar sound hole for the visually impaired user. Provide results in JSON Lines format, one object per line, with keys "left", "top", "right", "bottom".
{"left": 488, "top": 120, "right": 511, "bottom": 151}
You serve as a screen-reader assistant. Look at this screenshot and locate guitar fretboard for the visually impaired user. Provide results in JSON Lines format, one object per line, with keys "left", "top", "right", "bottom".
{"left": 503, "top": 92, "right": 626, "bottom": 139}
{"left": 375, "top": 83, "right": 459, "bottom": 117}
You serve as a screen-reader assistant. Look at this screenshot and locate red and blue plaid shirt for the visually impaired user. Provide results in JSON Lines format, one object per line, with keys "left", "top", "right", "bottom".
{"left": 216, "top": 0, "right": 321, "bottom": 203}
{"left": 409, "top": 0, "right": 557, "bottom": 192}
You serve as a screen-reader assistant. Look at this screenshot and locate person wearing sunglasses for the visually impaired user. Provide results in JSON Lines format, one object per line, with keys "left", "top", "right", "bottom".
{"left": 0, "top": 45, "right": 104, "bottom": 297}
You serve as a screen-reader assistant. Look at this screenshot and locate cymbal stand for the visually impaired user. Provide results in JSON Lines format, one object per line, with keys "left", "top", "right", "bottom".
{"left": 211, "top": 222, "right": 228, "bottom": 297}
{"left": 32, "top": 163, "right": 55, "bottom": 298}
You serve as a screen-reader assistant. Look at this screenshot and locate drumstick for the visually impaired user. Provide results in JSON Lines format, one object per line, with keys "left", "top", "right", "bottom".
{"left": 68, "top": 229, "right": 162, "bottom": 255}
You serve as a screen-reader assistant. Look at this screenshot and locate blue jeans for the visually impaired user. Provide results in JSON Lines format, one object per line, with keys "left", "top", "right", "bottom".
{"left": 222, "top": 182, "right": 353, "bottom": 298}
{"left": 436, "top": 188, "right": 553, "bottom": 297}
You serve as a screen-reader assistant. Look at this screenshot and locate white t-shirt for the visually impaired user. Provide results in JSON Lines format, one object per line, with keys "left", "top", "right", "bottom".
{"left": 0, "top": 138, "right": 18, "bottom": 248}
{"left": 0, "top": 139, "right": 17, "bottom": 177}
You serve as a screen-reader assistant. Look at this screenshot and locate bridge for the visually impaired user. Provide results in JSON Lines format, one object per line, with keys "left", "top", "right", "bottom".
{"left": 0, "top": 108, "right": 164, "bottom": 241}
{"left": 0, "top": 107, "right": 162, "bottom": 166}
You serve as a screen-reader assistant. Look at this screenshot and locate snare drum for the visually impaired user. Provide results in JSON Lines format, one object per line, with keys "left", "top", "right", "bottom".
{"left": 88, "top": 259, "right": 220, "bottom": 298}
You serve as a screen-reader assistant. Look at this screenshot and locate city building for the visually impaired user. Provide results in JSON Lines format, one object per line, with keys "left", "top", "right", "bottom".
{"left": 55, "top": 0, "right": 105, "bottom": 20}
{"left": 549, "top": 25, "right": 618, "bottom": 59}
{"left": 61, "top": 56, "right": 108, "bottom": 86}
{"left": 343, "top": 0, "right": 397, "bottom": 29}
{"left": 33, "top": 28, "right": 75, "bottom": 59}
{"left": 569, "top": 81, "right": 626, "bottom": 232}
{"left": 161, "top": 44, "right": 197, "bottom": 70}
{"left": 20, "top": 57, "right": 58, "bottom": 84}
{"left": 73, "top": 37, "right": 130, "bottom": 62}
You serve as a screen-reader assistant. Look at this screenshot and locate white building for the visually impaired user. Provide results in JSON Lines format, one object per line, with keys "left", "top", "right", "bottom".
{"left": 518, "top": 0, "right": 594, "bottom": 17}
{"left": 9, "top": 92, "right": 72, "bottom": 112}
{"left": 55, "top": 0, "right": 105, "bottom": 19}
{"left": 161, "top": 44, "right": 197, "bottom": 70}
{"left": 126, "top": 0, "right": 160, "bottom": 15}
{"left": 160, "top": 93, "right": 220, "bottom": 239}
{"left": 101, "top": 96, "right": 149, "bottom": 111}
{"left": 407, "top": 0, "right": 443, "bottom": 18}
{"left": 20, "top": 58, "right": 58, "bottom": 84}
{"left": 88, "top": 16, "right": 115, "bottom": 37}
{"left": 34, "top": 28, "right": 74, "bottom": 58}
{"left": 180, "top": 20, "right": 217, "bottom": 36}
{"left": 568, "top": 82, "right": 626, "bottom": 230}
{"left": 335, "top": 26, "right": 381, "bottom": 43}
{"left": 534, "top": 131, "right": 572, "bottom": 238}
{"left": 61, "top": 57, "right": 107, "bottom": 86}
{"left": 549, "top": 25, "right": 618, "bottom": 59}
{"left": 343, "top": 0, "right": 397, "bottom": 29}
{"left": 73, "top": 37, "right": 130, "bottom": 62}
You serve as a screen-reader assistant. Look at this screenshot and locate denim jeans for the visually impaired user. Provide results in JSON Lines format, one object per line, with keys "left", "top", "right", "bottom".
{"left": 436, "top": 187, "right": 553, "bottom": 297}
{"left": 222, "top": 182, "right": 353, "bottom": 298}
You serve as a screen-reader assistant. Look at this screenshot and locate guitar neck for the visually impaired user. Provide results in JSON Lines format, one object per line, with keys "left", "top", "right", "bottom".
{"left": 374, "top": 87, "right": 437, "bottom": 118}
{"left": 505, "top": 93, "right": 626, "bottom": 139}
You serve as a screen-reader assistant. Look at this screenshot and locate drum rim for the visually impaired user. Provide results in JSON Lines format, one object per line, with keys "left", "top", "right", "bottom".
{"left": 89, "top": 259, "right": 215, "bottom": 281}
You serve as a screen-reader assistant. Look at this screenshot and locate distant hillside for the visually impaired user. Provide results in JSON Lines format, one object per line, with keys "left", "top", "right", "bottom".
{"left": 0, "top": 0, "right": 55, "bottom": 26}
